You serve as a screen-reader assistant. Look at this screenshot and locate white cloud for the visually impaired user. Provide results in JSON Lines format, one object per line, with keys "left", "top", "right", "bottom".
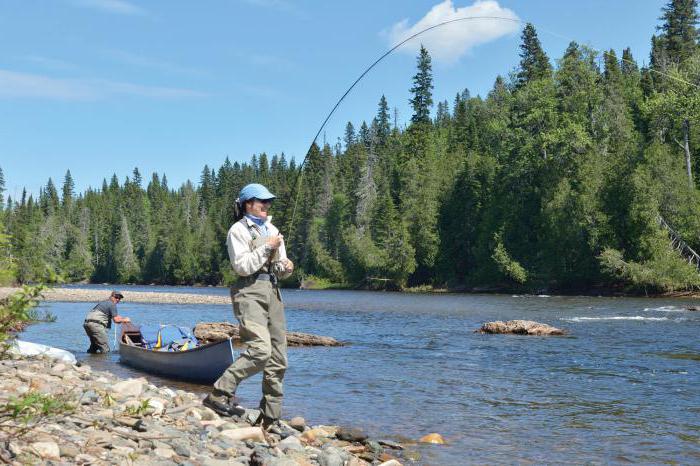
{"left": 385, "top": 0, "right": 520, "bottom": 64}
{"left": 0, "top": 69, "right": 207, "bottom": 101}
{"left": 70, "top": 0, "right": 145, "bottom": 15}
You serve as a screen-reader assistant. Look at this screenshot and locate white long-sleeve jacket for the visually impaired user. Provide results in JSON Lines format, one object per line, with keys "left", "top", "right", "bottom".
{"left": 226, "top": 216, "right": 291, "bottom": 278}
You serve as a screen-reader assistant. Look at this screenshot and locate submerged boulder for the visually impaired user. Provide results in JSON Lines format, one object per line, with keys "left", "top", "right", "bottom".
{"left": 477, "top": 320, "right": 565, "bottom": 336}
{"left": 194, "top": 322, "right": 344, "bottom": 347}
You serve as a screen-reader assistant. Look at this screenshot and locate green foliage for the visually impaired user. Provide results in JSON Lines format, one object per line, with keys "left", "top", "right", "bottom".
{"left": 0, "top": 285, "right": 45, "bottom": 355}
{"left": 125, "top": 398, "right": 151, "bottom": 416}
{"left": 599, "top": 247, "right": 700, "bottom": 292}
{"left": 0, "top": 391, "right": 74, "bottom": 425}
{"left": 491, "top": 233, "right": 528, "bottom": 284}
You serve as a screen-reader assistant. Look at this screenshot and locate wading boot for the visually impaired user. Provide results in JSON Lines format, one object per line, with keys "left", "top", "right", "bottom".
{"left": 255, "top": 415, "right": 295, "bottom": 439}
{"left": 203, "top": 390, "right": 245, "bottom": 417}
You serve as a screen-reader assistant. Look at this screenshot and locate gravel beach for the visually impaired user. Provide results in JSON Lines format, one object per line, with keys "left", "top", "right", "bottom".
{"left": 0, "top": 354, "right": 414, "bottom": 465}
{"left": 0, "top": 287, "right": 231, "bottom": 305}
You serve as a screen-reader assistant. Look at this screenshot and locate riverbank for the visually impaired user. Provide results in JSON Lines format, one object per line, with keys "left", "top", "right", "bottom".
{"left": 0, "top": 354, "right": 415, "bottom": 465}
{"left": 0, "top": 287, "right": 231, "bottom": 305}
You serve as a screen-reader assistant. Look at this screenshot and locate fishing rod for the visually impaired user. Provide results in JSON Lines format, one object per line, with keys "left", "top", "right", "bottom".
{"left": 285, "top": 14, "right": 700, "bottom": 237}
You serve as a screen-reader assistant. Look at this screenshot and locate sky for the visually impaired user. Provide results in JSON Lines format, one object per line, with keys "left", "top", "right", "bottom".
{"left": 0, "top": 0, "right": 668, "bottom": 200}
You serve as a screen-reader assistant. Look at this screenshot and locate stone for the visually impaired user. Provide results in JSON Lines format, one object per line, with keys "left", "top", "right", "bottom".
{"left": 477, "top": 320, "right": 565, "bottom": 336}
{"left": 278, "top": 435, "right": 304, "bottom": 452}
{"left": 111, "top": 446, "right": 135, "bottom": 456}
{"left": 49, "top": 363, "right": 67, "bottom": 376}
{"left": 59, "top": 444, "right": 80, "bottom": 458}
{"left": 289, "top": 416, "right": 306, "bottom": 432}
{"left": 75, "top": 453, "right": 98, "bottom": 463}
{"left": 111, "top": 378, "right": 147, "bottom": 398}
{"left": 318, "top": 447, "right": 345, "bottom": 466}
{"left": 153, "top": 447, "right": 176, "bottom": 459}
{"left": 80, "top": 389, "right": 99, "bottom": 405}
{"left": 219, "top": 427, "right": 265, "bottom": 443}
{"left": 148, "top": 397, "right": 167, "bottom": 415}
{"left": 270, "top": 458, "right": 298, "bottom": 466}
{"left": 418, "top": 433, "right": 445, "bottom": 444}
{"left": 347, "top": 457, "right": 371, "bottom": 466}
{"left": 171, "top": 440, "right": 191, "bottom": 458}
{"left": 377, "top": 439, "right": 403, "bottom": 450}
{"left": 336, "top": 427, "right": 368, "bottom": 442}
{"left": 200, "top": 406, "right": 220, "bottom": 421}
{"left": 160, "top": 387, "right": 177, "bottom": 398}
{"left": 30, "top": 442, "right": 60, "bottom": 460}
{"left": 378, "top": 460, "right": 403, "bottom": 466}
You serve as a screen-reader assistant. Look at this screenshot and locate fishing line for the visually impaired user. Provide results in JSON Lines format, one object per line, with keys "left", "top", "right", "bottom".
{"left": 285, "top": 14, "right": 699, "bottom": 237}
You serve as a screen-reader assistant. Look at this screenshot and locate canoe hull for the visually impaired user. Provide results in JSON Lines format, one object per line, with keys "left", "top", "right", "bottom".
{"left": 119, "top": 339, "right": 235, "bottom": 384}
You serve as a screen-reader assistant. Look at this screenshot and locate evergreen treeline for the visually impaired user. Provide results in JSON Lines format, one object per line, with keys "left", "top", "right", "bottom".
{"left": 2, "top": 0, "right": 700, "bottom": 292}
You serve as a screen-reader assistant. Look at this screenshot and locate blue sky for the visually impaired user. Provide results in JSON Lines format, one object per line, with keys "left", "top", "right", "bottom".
{"left": 1, "top": 0, "right": 666, "bottom": 199}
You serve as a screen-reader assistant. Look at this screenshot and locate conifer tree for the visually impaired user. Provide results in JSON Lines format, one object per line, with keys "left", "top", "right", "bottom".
{"left": 0, "top": 166, "right": 4, "bottom": 209}
{"left": 409, "top": 45, "right": 434, "bottom": 124}
{"left": 44, "top": 178, "right": 59, "bottom": 214}
{"left": 516, "top": 23, "right": 552, "bottom": 88}
{"left": 344, "top": 122, "right": 356, "bottom": 148}
{"left": 658, "top": 0, "right": 699, "bottom": 64}
{"left": 62, "top": 170, "right": 75, "bottom": 208}
{"left": 374, "top": 95, "right": 391, "bottom": 145}
{"left": 115, "top": 215, "right": 139, "bottom": 282}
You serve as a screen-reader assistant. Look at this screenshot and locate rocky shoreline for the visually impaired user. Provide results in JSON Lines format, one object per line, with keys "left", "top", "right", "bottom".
{"left": 0, "top": 354, "right": 424, "bottom": 465}
{"left": 0, "top": 287, "right": 232, "bottom": 305}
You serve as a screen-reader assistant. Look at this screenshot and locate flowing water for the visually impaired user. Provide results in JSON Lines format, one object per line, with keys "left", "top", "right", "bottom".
{"left": 20, "top": 287, "right": 700, "bottom": 465}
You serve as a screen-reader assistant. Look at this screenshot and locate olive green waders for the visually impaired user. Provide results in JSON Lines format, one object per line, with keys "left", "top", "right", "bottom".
{"left": 83, "top": 321, "right": 110, "bottom": 353}
{"left": 213, "top": 278, "right": 287, "bottom": 421}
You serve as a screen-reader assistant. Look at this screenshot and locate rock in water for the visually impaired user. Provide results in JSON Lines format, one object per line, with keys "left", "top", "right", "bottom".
{"left": 336, "top": 427, "right": 368, "bottom": 442}
{"left": 194, "top": 322, "right": 344, "bottom": 347}
{"left": 478, "top": 320, "right": 565, "bottom": 336}
{"left": 418, "top": 433, "right": 445, "bottom": 444}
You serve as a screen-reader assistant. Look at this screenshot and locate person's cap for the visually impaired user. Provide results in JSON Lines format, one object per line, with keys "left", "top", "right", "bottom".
{"left": 238, "top": 183, "right": 276, "bottom": 203}
{"left": 111, "top": 291, "right": 124, "bottom": 299}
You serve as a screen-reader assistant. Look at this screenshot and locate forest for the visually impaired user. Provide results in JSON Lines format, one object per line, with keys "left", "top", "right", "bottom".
{"left": 1, "top": 0, "right": 699, "bottom": 293}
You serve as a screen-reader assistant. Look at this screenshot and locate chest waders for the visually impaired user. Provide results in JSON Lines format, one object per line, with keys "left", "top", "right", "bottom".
{"left": 212, "top": 219, "right": 288, "bottom": 422}
{"left": 83, "top": 308, "right": 112, "bottom": 353}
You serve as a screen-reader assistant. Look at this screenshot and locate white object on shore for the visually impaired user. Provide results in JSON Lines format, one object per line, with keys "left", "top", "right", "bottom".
{"left": 10, "top": 340, "right": 77, "bottom": 364}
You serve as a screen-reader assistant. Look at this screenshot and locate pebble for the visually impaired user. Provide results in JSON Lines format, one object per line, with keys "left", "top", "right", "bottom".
{"left": 289, "top": 416, "right": 306, "bottom": 431}
{"left": 278, "top": 435, "right": 304, "bottom": 452}
{"left": 30, "top": 441, "right": 60, "bottom": 460}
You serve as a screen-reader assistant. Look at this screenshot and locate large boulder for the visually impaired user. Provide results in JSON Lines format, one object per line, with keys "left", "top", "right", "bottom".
{"left": 477, "top": 320, "right": 565, "bottom": 336}
{"left": 194, "top": 322, "right": 344, "bottom": 347}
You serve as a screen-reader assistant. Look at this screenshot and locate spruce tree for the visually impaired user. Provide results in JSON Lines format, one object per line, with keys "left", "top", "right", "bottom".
{"left": 62, "top": 170, "right": 75, "bottom": 208}
{"left": 343, "top": 122, "right": 356, "bottom": 148}
{"left": 115, "top": 215, "right": 139, "bottom": 282}
{"left": 621, "top": 47, "right": 639, "bottom": 76}
{"left": 374, "top": 95, "right": 391, "bottom": 145}
{"left": 603, "top": 49, "right": 623, "bottom": 84}
{"left": 409, "top": 45, "right": 434, "bottom": 124}
{"left": 658, "top": 0, "right": 699, "bottom": 64}
{"left": 516, "top": 23, "right": 552, "bottom": 88}
{"left": 0, "top": 166, "right": 4, "bottom": 208}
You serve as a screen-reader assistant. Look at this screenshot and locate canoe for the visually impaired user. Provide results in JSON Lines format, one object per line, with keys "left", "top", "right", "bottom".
{"left": 119, "top": 323, "right": 235, "bottom": 384}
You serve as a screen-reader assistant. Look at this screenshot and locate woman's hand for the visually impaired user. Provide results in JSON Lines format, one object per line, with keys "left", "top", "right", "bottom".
{"left": 266, "top": 234, "right": 283, "bottom": 250}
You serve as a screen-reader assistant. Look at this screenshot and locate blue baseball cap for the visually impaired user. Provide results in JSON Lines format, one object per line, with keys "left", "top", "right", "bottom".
{"left": 238, "top": 183, "right": 276, "bottom": 203}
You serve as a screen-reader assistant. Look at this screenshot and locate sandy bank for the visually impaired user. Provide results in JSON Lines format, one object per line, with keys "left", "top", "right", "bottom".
{"left": 0, "top": 287, "right": 231, "bottom": 305}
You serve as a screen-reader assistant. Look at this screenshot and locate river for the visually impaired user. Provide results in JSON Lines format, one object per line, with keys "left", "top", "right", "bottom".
{"left": 20, "top": 286, "right": 700, "bottom": 465}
